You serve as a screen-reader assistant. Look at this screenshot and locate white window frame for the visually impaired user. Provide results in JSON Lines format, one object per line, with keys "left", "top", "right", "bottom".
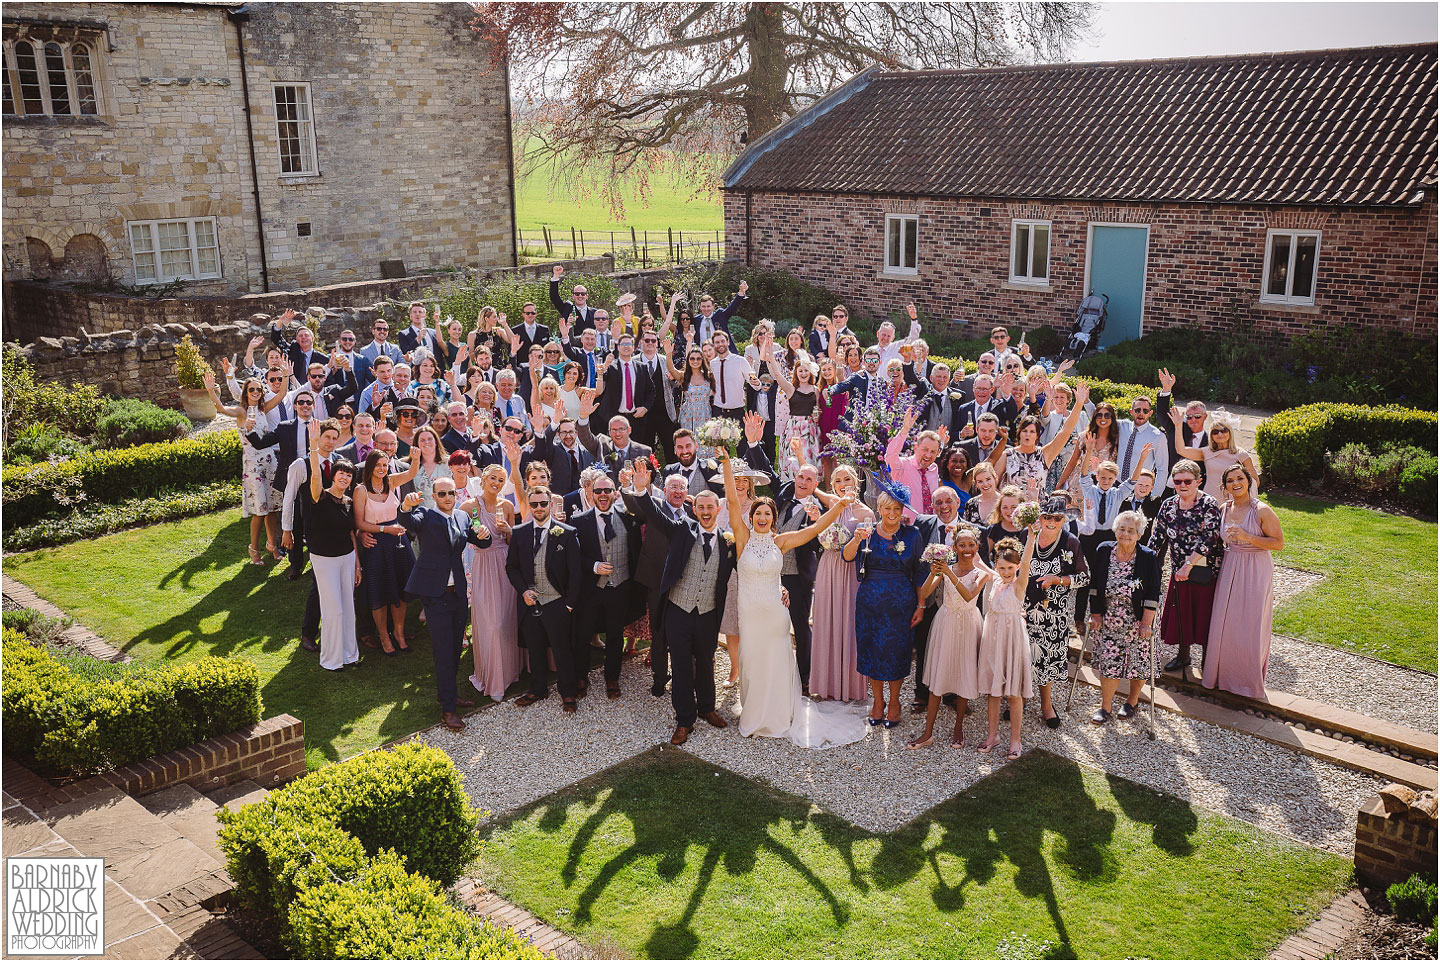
{"left": 1009, "top": 219, "right": 1051, "bottom": 285}
{"left": 1259, "top": 228, "right": 1321, "bottom": 306}
{"left": 883, "top": 214, "right": 918, "bottom": 275}
{"left": 126, "top": 217, "right": 222, "bottom": 285}
{"left": 2, "top": 36, "right": 103, "bottom": 118}
{"left": 272, "top": 82, "right": 319, "bottom": 176}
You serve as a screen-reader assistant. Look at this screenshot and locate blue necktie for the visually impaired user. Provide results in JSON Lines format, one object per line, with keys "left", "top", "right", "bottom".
{"left": 587, "top": 354, "right": 596, "bottom": 387}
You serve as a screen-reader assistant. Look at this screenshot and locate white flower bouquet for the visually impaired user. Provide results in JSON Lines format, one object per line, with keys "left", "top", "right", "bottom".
{"left": 921, "top": 543, "right": 955, "bottom": 565}
{"left": 699, "top": 417, "right": 743, "bottom": 456}
{"left": 818, "top": 522, "right": 850, "bottom": 551}
{"left": 1013, "top": 501, "right": 1042, "bottom": 527}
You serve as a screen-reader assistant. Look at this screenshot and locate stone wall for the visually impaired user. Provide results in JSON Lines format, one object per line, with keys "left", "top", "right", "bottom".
{"left": 723, "top": 189, "right": 1439, "bottom": 340}
{"left": 10, "top": 257, "right": 709, "bottom": 409}
{"left": 3, "top": 3, "right": 513, "bottom": 294}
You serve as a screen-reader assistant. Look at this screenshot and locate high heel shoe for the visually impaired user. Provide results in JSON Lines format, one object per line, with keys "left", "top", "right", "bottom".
{"left": 248, "top": 546, "right": 264, "bottom": 566}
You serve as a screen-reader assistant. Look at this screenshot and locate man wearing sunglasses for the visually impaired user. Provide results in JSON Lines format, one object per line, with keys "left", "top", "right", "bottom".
{"left": 288, "top": 361, "right": 356, "bottom": 421}
{"left": 1116, "top": 393, "right": 1169, "bottom": 491}
{"left": 572, "top": 476, "right": 643, "bottom": 699}
{"left": 328, "top": 329, "right": 371, "bottom": 387}
{"left": 358, "top": 319, "right": 403, "bottom": 372}
{"left": 246, "top": 389, "right": 320, "bottom": 580}
{"left": 1155, "top": 367, "right": 1208, "bottom": 492}
{"left": 269, "top": 308, "right": 329, "bottom": 373}
{"left": 398, "top": 481, "right": 493, "bottom": 732}
{"left": 550, "top": 263, "right": 597, "bottom": 333}
{"left": 506, "top": 486, "right": 584, "bottom": 712}
{"left": 511, "top": 301, "right": 552, "bottom": 387}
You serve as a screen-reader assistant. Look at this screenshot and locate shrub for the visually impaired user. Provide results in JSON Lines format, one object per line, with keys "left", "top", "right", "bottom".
{"left": 1398, "top": 455, "right": 1438, "bottom": 507}
{"left": 94, "top": 399, "right": 190, "bottom": 448}
{"left": 174, "top": 334, "right": 212, "bottom": 390}
{"left": 0, "top": 637, "right": 262, "bottom": 777}
{"left": 1255, "top": 403, "right": 1438, "bottom": 488}
{"left": 288, "top": 854, "right": 542, "bottom": 960}
{"left": 422, "top": 271, "right": 621, "bottom": 337}
{"left": 3, "top": 480, "right": 243, "bottom": 552}
{"left": 4, "top": 422, "right": 91, "bottom": 466}
{"left": 2, "top": 344, "right": 109, "bottom": 445}
{"left": 2, "top": 608, "right": 73, "bottom": 647}
{"left": 216, "top": 743, "right": 527, "bottom": 960}
{"left": 1326, "top": 442, "right": 1428, "bottom": 496}
{"left": 2, "top": 431, "right": 241, "bottom": 527}
{"left": 1387, "top": 873, "right": 1438, "bottom": 923}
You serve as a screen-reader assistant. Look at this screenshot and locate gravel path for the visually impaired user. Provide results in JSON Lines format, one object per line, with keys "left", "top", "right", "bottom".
{"left": 424, "top": 649, "right": 1382, "bottom": 855}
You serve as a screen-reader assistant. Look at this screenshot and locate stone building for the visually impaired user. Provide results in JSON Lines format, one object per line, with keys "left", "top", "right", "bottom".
{"left": 722, "top": 43, "right": 1438, "bottom": 342}
{"left": 2, "top": 2, "right": 515, "bottom": 304}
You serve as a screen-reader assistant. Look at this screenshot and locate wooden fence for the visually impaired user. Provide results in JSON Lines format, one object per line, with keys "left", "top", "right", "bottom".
{"left": 516, "top": 227, "right": 724, "bottom": 266}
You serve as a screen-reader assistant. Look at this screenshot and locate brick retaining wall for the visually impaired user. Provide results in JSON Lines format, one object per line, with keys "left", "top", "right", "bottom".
{"left": 1354, "top": 790, "right": 1439, "bottom": 888}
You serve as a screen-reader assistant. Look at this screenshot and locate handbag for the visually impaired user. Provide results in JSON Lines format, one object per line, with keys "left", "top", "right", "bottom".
{"left": 1185, "top": 557, "right": 1217, "bottom": 586}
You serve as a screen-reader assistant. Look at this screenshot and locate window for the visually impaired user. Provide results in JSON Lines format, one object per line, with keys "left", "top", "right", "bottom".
{"left": 1260, "top": 229, "right": 1320, "bottom": 305}
{"left": 2, "top": 38, "right": 101, "bottom": 117}
{"left": 127, "top": 218, "right": 221, "bottom": 284}
{"left": 884, "top": 214, "right": 918, "bottom": 274}
{"left": 273, "top": 83, "right": 318, "bottom": 175}
{"left": 1010, "top": 220, "right": 1051, "bottom": 284}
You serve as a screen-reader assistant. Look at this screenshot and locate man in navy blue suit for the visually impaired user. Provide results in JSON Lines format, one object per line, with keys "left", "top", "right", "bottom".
{"left": 268, "top": 308, "right": 329, "bottom": 374}
{"left": 506, "top": 486, "right": 584, "bottom": 711}
{"left": 692, "top": 280, "right": 748, "bottom": 354}
{"left": 397, "top": 480, "right": 493, "bottom": 732}
{"left": 549, "top": 263, "right": 597, "bottom": 334}
{"left": 246, "top": 388, "right": 320, "bottom": 579}
{"left": 623, "top": 457, "right": 735, "bottom": 746}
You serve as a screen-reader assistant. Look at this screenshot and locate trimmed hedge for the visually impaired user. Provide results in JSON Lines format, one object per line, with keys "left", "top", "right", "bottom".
{"left": 2, "top": 431, "right": 240, "bottom": 527}
{"left": 4, "top": 481, "right": 243, "bottom": 552}
{"left": 217, "top": 743, "right": 534, "bottom": 960}
{"left": 1255, "top": 403, "right": 1438, "bottom": 487}
{"left": 94, "top": 398, "right": 191, "bottom": 448}
{"left": 0, "top": 638, "right": 262, "bottom": 777}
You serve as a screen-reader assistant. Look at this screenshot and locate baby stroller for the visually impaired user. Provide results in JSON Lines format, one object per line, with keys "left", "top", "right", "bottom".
{"left": 1060, "top": 292, "right": 1108, "bottom": 362}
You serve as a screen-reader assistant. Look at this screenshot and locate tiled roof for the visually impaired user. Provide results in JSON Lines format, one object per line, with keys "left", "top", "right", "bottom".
{"left": 724, "top": 43, "right": 1438, "bottom": 207}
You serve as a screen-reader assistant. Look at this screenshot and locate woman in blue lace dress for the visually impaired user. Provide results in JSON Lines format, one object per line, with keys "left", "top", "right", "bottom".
{"left": 845, "top": 483, "right": 927, "bottom": 728}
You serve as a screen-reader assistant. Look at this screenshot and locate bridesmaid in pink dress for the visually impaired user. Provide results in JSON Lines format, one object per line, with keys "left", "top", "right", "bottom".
{"left": 809, "top": 465, "right": 874, "bottom": 702}
{"left": 1203, "top": 465, "right": 1284, "bottom": 698}
{"left": 468, "top": 464, "right": 523, "bottom": 700}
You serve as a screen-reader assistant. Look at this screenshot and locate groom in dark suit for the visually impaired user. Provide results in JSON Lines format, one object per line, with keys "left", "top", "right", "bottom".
{"left": 623, "top": 458, "right": 734, "bottom": 746}
{"left": 397, "top": 481, "right": 493, "bottom": 732}
{"left": 505, "top": 486, "right": 584, "bottom": 711}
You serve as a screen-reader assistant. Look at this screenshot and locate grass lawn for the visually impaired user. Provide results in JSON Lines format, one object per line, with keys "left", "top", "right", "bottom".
{"left": 4, "top": 512, "right": 509, "bottom": 770}
{"left": 515, "top": 145, "right": 723, "bottom": 233}
{"left": 1264, "top": 493, "right": 1437, "bottom": 674}
{"left": 476, "top": 749, "right": 1350, "bottom": 960}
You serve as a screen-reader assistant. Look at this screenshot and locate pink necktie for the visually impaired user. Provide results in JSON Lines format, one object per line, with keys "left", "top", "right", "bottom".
{"left": 919, "top": 470, "right": 933, "bottom": 514}
{"left": 623, "top": 362, "right": 633, "bottom": 409}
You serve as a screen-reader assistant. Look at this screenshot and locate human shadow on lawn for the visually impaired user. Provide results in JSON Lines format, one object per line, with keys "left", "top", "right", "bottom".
{"left": 486, "top": 748, "right": 1151, "bottom": 959}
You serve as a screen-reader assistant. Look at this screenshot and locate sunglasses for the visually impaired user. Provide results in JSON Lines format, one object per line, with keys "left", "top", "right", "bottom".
{"left": 593, "top": 487, "right": 615, "bottom": 494}
{"left": 435, "top": 490, "right": 458, "bottom": 498}
{"left": 399, "top": 411, "right": 418, "bottom": 419}
{"left": 1211, "top": 427, "right": 1231, "bottom": 434}
{"left": 337, "top": 414, "right": 353, "bottom": 421}
{"left": 1173, "top": 478, "right": 1196, "bottom": 486}
{"left": 268, "top": 377, "right": 285, "bottom": 384}
{"left": 374, "top": 326, "right": 388, "bottom": 331}
{"left": 1133, "top": 407, "right": 1152, "bottom": 414}
{"left": 340, "top": 336, "right": 355, "bottom": 342}
{"left": 1185, "top": 413, "right": 1206, "bottom": 421}
{"left": 528, "top": 500, "right": 549, "bottom": 508}
{"left": 294, "top": 399, "right": 314, "bottom": 407}
{"left": 503, "top": 426, "right": 523, "bottom": 434}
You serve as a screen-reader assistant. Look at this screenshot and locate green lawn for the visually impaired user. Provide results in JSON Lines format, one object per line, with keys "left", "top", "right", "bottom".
{"left": 476, "top": 749, "right": 1350, "bottom": 960}
{"left": 4, "top": 513, "right": 510, "bottom": 769}
{"left": 1265, "top": 493, "right": 1437, "bottom": 673}
{"left": 515, "top": 146, "right": 723, "bottom": 233}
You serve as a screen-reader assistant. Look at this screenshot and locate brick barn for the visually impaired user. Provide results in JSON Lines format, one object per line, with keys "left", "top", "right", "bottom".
{"left": 721, "top": 43, "right": 1437, "bottom": 343}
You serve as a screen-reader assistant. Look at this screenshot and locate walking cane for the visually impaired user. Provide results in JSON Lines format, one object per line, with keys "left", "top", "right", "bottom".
{"left": 1064, "top": 619, "right": 1090, "bottom": 712}
{"left": 1147, "top": 630, "right": 1158, "bottom": 740}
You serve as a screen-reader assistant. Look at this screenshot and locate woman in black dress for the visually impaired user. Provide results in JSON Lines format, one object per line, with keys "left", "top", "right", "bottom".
{"left": 1024, "top": 496, "right": 1090, "bottom": 727}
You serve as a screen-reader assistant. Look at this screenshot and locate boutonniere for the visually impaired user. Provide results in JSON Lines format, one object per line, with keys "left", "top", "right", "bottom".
{"left": 703, "top": 458, "right": 717, "bottom": 470}
{"left": 720, "top": 530, "right": 734, "bottom": 544}
{"left": 949, "top": 391, "right": 963, "bottom": 401}
{"left": 1062, "top": 550, "right": 1073, "bottom": 564}
{"left": 893, "top": 540, "right": 907, "bottom": 556}
{"left": 549, "top": 525, "right": 564, "bottom": 537}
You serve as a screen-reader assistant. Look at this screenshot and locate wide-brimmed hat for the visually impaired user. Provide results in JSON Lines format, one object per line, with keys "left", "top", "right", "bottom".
{"left": 615, "top": 292, "right": 637, "bottom": 307}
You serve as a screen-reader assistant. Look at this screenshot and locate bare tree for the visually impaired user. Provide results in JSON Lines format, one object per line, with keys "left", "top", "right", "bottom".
{"left": 474, "top": 3, "right": 1094, "bottom": 213}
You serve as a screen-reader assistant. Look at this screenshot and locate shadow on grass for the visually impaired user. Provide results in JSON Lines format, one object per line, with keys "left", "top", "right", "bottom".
{"left": 484, "top": 749, "right": 1151, "bottom": 959}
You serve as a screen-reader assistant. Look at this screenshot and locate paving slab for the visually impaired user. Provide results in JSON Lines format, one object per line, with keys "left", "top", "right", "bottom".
{"left": 101, "top": 924, "right": 197, "bottom": 960}
{"left": 1, "top": 805, "right": 61, "bottom": 857}
{"left": 203, "top": 780, "right": 268, "bottom": 813}
{"left": 42, "top": 786, "right": 221, "bottom": 901}
{"left": 138, "top": 785, "right": 224, "bottom": 864}
{"left": 102, "top": 879, "right": 166, "bottom": 946}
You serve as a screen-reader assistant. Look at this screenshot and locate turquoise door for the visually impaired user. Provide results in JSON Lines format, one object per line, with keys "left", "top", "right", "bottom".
{"left": 1087, "top": 226, "right": 1148, "bottom": 347}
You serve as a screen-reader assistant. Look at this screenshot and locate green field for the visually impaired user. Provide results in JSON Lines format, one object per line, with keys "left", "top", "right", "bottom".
{"left": 515, "top": 149, "right": 724, "bottom": 234}
{"left": 477, "top": 749, "right": 1349, "bottom": 959}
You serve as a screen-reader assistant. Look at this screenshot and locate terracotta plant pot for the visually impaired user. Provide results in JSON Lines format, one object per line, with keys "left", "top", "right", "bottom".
{"left": 178, "top": 387, "right": 216, "bottom": 421}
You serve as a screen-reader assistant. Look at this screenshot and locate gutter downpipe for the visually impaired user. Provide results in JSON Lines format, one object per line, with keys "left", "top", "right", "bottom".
{"left": 502, "top": 53, "right": 519, "bottom": 268}
{"left": 228, "top": 5, "right": 270, "bottom": 292}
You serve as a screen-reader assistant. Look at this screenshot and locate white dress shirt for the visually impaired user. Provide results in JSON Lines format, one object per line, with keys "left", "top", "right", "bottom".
{"left": 711, "top": 352, "right": 753, "bottom": 409}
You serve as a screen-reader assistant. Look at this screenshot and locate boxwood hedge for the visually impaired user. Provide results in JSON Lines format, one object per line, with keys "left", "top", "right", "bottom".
{"left": 1255, "top": 403, "right": 1438, "bottom": 487}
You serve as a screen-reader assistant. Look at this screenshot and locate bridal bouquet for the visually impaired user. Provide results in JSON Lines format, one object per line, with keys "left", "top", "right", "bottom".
{"left": 921, "top": 543, "right": 955, "bottom": 565}
{"left": 1013, "top": 501, "right": 1042, "bottom": 527}
{"left": 817, "top": 522, "right": 850, "bottom": 551}
{"left": 699, "top": 417, "right": 743, "bottom": 456}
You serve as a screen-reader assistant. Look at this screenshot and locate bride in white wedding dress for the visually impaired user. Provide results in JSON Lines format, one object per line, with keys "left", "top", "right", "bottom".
{"left": 720, "top": 451, "right": 869, "bottom": 750}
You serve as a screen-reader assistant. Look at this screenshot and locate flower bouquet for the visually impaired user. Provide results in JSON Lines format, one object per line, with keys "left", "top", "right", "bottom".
{"left": 1013, "top": 501, "right": 1042, "bottom": 527}
{"left": 699, "top": 417, "right": 743, "bottom": 456}
{"left": 817, "top": 522, "right": 850, "bottom": 551}
{"left": 921, "top": 543, "right": 955, "bottom": 565}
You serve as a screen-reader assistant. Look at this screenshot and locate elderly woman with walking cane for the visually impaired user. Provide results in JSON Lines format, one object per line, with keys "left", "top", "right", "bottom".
{"left": 1078, "top": 510, "right": 1163, "bottom": 729}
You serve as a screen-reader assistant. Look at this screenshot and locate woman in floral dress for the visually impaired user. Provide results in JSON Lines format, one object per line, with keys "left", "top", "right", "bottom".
{"left": 770, "top": 346, "right": 821, "bottom": 484}
{"left": 1023, "top": 497, "right": 1089, "bottom": 728}
{"left": 1085, "top": 510, "right": 1162, "bottom": 724}
{"left": 663, "top": 336, "right": 716, "bottom": 458}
